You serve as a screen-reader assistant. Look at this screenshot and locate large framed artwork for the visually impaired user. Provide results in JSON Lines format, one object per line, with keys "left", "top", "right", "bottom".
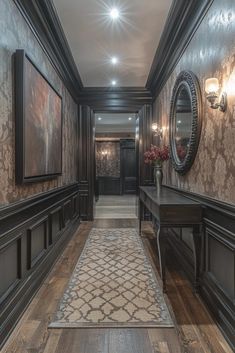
{"left": 15, "top": 49, "right": 62, "bottom": 184}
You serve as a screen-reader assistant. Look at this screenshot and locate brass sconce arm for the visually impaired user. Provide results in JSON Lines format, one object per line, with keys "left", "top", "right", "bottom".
{"left": 206, "top": 92, "right": 227, "bottom": 112}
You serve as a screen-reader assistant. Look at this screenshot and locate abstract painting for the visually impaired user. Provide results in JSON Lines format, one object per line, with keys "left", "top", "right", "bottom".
{"left": 15, "top": 50, "right": 62, "bottom": 183}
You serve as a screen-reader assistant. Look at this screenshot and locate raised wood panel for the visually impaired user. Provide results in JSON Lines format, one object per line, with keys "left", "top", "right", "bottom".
{"left": 78, "top": 105, "right": 95, "bottom": 221}
{"left": 27, "top": 217, "right": 48, "bottom": 269}
{"left": 205, "top": 224, "right": 234, "bottom": 301}
{"left": 49, "top": 206, "right": 62, "bottom": 244}
{"left": 98, "top": 177, "right": 120, "bottom": 195}
{"left": 0, "top": 235, "right": 21, "bottom": 304}
{"left": 79, "top": 193, "right": 89, "bottom": 221}
{"left": 72, "top": 193, "right": 79, "bottom": 218}
{"left": 137, "top": 104, "right": 153, "bottom": 187}
{"left": 163, "top": 185, "right": 235, "bottom": 350}
{"left": 63, "top": 200, "right": 72, "bottom": 226}
{"left": 0, "top": 183, "right": 80, "bottom": 349}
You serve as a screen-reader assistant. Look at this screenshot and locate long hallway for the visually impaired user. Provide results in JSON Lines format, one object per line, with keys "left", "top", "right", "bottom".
{"left": 2, "top": 221, "right": 232, "bottom": 353}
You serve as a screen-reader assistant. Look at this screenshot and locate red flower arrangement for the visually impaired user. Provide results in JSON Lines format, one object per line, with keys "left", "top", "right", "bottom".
{"left": 144, "top": 145, "right": 169, "bottom": 165}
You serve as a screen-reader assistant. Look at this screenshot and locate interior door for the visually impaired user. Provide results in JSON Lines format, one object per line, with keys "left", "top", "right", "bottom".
{"left": 120, "top": 139, "right": 136, "bottom": 194}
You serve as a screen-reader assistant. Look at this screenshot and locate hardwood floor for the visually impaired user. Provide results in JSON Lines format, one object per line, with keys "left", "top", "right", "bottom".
{"left": 1, "top": 220, "right": 232, "bottom": 353}
{"left": 95, "top": 196, "right": 137, "bottom": 219}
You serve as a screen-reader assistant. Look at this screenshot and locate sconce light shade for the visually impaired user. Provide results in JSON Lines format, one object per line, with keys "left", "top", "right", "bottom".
{"left": 205, "top": 78, "right": 219, "bottom": 94}
{"left": 205, "top": 77, "right": 227, "bottom": 112}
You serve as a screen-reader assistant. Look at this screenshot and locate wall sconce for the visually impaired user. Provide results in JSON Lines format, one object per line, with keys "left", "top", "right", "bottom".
{"left": 101, "top": 150, "right": 108, "bottom": 158}
{"left": 152, "top": 123, "right": 163, "bottom": 138}
{"left": 205, "top": 78, "right": 227, "bottom": 112}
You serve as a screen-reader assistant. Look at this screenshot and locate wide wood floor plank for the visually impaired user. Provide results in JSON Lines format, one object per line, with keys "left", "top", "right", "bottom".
{"left": 108, "top": 328, "right": 153, "bottom": 353}
{"left": 55, "top": 329, "right": 109, "bottom": 353}
{"left": 148, "top": 328, "right": 181, "bottom": 353}
{"left": 43, "top": 330, "right": 62, "bottom": 353}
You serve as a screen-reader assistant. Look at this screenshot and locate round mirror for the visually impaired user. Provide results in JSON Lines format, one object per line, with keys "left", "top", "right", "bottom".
{"left": 170, "top": 71, "right": 202, "bottom": 175}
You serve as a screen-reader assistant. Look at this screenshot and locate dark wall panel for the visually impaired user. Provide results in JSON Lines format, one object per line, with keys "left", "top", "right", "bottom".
{"left": 208, "top": 235, "right": 234, "bottom": 299}
{"left": 27, "top": 218, "right": 48, "bottom": 269}
{"left": 64, "top": 200, "right": 72, "bottom": 225}
{"left": 204, "top": 221, "right": 235, "bottom": 302}
{"left": 165, "top": 186, "right": 235, "bottom": 350}
{"left": 50, "top": 207, "right": 62, "bottom": 244}
{"left": 0, "top": 237, "right": 21, "bottom": 302}
{"left": 0, "top": 183, "right": 80, "bottom": 349}
{"left": 98, "top": 177, "right": 120, "bottom": 195}
{"left": 78, "top": 106, "right": 95, "bottom": 221}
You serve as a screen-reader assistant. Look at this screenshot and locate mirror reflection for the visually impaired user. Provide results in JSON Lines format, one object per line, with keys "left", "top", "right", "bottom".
{"left": 174, "top": 86, "right": 193, "bottom": 162}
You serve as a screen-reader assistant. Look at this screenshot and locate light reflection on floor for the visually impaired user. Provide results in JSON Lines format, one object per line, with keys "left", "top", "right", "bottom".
{"left": 95, "top": 195, "right": 137, "bottom": 219}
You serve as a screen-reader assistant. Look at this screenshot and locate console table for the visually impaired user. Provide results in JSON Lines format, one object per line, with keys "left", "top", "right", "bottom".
{"left": 139, "top": 186, "right": 202, "bottom": 292}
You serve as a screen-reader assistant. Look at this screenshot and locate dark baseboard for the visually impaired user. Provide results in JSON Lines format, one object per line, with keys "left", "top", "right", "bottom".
{"left": 0, "top": 183, "right": 80, "bottom": 349}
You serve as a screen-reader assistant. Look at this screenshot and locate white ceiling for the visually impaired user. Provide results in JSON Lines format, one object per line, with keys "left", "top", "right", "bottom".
{"left": 95, "top": 113, "right": 136, "bottom": 132}
{"left": 53, "top": 0, "right": 172, "bottom": 87}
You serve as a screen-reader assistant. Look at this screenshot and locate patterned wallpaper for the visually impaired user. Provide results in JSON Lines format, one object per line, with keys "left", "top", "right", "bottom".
{"left": 153, "top": 0, "right": 235, "bottom": 205}
{"left": 0, "top": 0, "right": 78, "bottom": 206}
{"left": 96, "top": 142, "right": 120, "bottom": 177}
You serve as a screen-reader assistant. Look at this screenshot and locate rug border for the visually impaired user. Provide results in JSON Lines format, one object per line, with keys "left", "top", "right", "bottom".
{"left": 49, "top": 322, "right": 174, "bottom": 328}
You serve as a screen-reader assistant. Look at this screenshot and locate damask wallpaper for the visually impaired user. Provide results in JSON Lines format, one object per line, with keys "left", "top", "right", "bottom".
{"left": 0, "top": 0, "right": 78, "bottom": 206}
{"left": 96, "top": 142, "right": 120, "bottom": 177}
{"left": 153, "top": 0, "right": 235, "bottom": 204}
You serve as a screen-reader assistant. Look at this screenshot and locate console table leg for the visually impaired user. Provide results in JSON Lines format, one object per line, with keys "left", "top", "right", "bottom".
{"left": 192, "top": 225, "right": 201, "bottom": 293}
{"left": 156, "top": 226, "right": 167, "bottom": 293}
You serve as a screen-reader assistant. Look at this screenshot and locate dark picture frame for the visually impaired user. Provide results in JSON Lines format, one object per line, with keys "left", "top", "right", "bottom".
{"left": 169, "top": 71, "right": 202, "bottom": 175}
{"left": 14, "top": 49, "right": 63, "bottom": 184}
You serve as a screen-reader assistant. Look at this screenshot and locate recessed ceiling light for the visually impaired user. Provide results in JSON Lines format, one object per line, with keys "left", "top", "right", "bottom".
{"left": 111, "top": 80, "right": 117, "bottom": 86}
{"left": 111, "top": 56, "right": 118, "bottom": 65}
{"left": 128, "top": 117, "right": 132, "bottom": 120}
{"left": 110, "top": 8, "right": 120, "bottom": 20}
{"left": 98, "top": 117, "right": 102, "bottom": 121}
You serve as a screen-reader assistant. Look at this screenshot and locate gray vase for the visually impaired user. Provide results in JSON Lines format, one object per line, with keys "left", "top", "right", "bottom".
{"left": 153, "top": 163, "right": 163, "bottom": 192}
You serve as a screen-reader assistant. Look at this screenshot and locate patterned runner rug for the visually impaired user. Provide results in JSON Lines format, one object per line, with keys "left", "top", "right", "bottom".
{"left": 49, "top": 228, "right": 173, "bottom": 328}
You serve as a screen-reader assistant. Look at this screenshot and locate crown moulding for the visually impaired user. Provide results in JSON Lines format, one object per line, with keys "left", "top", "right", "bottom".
{"left": 13, "top": 0, "right": 214, "bottom": 107}
{"left": 146, "top": 0, "right": 214, "bottom": 99}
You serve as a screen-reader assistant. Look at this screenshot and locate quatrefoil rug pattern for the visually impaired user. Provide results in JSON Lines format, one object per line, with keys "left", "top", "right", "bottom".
{"left": 49, "top": 228, "right": 173, "bottom": 328}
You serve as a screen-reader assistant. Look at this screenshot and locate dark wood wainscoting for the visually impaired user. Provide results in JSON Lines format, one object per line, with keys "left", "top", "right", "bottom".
{"left": 78, "top": 105, "right": 95, "bottom": 221}
{"left": 0, "top": 183, "right": 80, "bottom": 349}
{"left": 120, "top": 139, "right": 137, "bottom": 194}
{"left": 98, "top": 177, "right": 121, "bottom": 195}
{"left": 164, "top": 186, "right": 235, "bottom": 351}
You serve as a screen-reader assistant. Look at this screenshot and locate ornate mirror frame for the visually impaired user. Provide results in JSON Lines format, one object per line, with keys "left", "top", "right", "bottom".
{"left": 169, "top": 70, "right": 202, "bottom": 175}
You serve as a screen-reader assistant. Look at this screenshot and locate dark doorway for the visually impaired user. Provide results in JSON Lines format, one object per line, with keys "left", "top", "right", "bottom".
{"left": 120, "top": 139, "right": 136, "bottom": 194}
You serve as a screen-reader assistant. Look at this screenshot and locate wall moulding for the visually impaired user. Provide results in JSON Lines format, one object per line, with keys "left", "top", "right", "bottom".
{"left": 13, "top": 0, "right": 83, "bottom": 101}
{"left": 0, "top": 183, "right": 80, "bottom": 349}
{"left": 164, "top": 184, "right": 235, "bottom": 350}
{"left": 146, "top": 0, "right": 214, "bottom": 99}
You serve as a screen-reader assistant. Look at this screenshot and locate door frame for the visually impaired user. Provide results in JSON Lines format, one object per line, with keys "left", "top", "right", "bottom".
{"left": 81, "top": 104, "right": 153, "bottom": 221}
